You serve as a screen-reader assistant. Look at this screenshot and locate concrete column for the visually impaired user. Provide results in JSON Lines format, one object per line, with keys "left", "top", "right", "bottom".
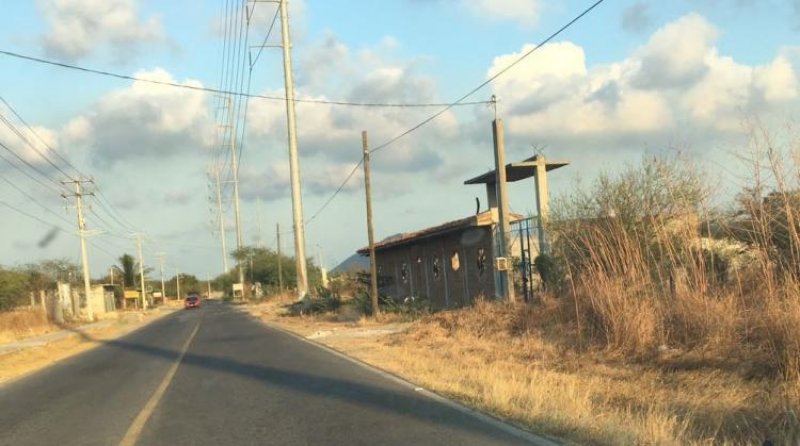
{"left": 485, "top": 182, "right": 498, "bottom": 210}
{"left": 534, "top": 155, "right": 549, "bottom": 254}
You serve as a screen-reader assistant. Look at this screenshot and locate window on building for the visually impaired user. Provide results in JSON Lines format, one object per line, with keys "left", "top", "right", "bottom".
{"left": 432, "top": 257, "right": 440, "bottom": 280}
{"left": 451, "top": 251, "right": 460, "bottom": 272}
{"left": 477, "top": 248, "right": 486, "bottom": 276}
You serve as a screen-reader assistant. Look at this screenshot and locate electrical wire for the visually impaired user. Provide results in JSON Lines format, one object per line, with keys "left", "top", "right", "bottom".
{"left": 303, "top": 0, "right": 608, "bottom": 225}
{"left": 0, "top": 174, "right": 73, "bottom": 226}
{"left": 250, "top": 5, "right": 280, "bottom": 68}
{"left": 0, "top": 140, "right": 65, "bottom": 195}
{"left": 1, "top": 95, "right": 141, "bottom": 234}
{"left": 0, "top": 49, "right": 492, "bottom": 108}
{"left": 0, "top": 96, "right": 82, "bottom": 177}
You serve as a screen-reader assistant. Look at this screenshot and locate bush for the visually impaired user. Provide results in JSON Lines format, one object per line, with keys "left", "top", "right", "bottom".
{"left": 0, "top": 268, "right": 29, "bottom": 311}
{"left": 534, "top": 254, "right": 565, "bottom": 292}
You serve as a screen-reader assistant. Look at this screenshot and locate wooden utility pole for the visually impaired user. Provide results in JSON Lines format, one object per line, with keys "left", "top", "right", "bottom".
{"left": 362, "top": 131, "right": 380, "bottom": 316}
{"left": 277, "top": 223, "right": 284, "bottom": 294}
{"left": 492, "top": 119, "right": 516, "bottom": 302}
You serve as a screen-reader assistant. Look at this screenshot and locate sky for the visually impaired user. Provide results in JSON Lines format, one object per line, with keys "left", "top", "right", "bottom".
{"left": 0, "top": 0, "right": 798, "bottom": 280}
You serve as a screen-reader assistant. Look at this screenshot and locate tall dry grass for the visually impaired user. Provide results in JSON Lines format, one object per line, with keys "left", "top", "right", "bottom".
{"left": 385, "top": 297, "right": 800, "bottom": 444}
{"left": 537, "top": 125, "right": 800, "bottom": 442}
{"left": 0, "top": 307, "right": 52, "bottom": 343}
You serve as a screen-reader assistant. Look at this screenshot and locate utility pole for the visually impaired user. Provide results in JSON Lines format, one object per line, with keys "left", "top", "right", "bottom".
{"left": 109, "top": 267, "right": 114, "bottom": 286}
{"left": 279, "top": 0, "right": 309, "bottom": 299}
{"left": 133, "top": 233, "right": 148, "bottom": 309}
{"left": 317, "top": 244, "right": 329, "bottom": 289}
{"left": 256, "top": 197, "right": 264, "bottom": 249}
{"left": 223, "top": 95, "right": 246, "bottom": 289}
{"left": 62, "top": 178, "right": 94, "bottom": 320}
{"left": 207, "top": 274, "right": 212, "bottom": 299}
{"left": 176, "top": 269, "right": 181, "bottom": 301}
{"left": 213, "top": 166, "right": 229, "bottom": 274}
{"left": 362, "top": 131, "right": 380, "bottom": 316}
{"left": 156, "top": 252, "right": 166, "bottom": 301}
{"left": 492, "top": 119, "right": 515, "bottom": 303}
{"left": 277, "top": 223, "right": 284, "bottom": 294}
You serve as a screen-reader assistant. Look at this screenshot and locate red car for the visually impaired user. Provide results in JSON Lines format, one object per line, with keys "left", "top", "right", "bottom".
{"left": 184, "top": 294, "right": 201, "bottom": 309}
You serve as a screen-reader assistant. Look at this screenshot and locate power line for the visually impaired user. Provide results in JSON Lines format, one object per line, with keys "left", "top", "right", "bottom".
{"left": 250, "top": 4, "right": 280, "bottom": 68}
{"left": 0, "top": 96, "right": 82, "bottom": 177}
{"left": 0, "top": 139, "right": 65, "bottom": 195}
{"left": 0, "top": 49, "right": 492, "bottom": 108}
{"left": 304, "top": 0, "right": 608, "bottom": 224}
{"left": 0, "top": 174, "right": 72, "bottom": 226}
{"left": 1, "top": 95, "right": 141, "bottom": 233}
{"left": 371, "top": 0, "right": 607, "bottom": 154}
{"left": 0, "top": 106, "right": 73, "bottom": 179}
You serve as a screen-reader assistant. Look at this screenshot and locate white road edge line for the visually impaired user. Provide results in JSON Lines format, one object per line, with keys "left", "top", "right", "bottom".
{"left": 118, "top": 318, "right": 202, "bottom": 446}
{"left": 247, "top": 312, "right": 561, "bottom": 446}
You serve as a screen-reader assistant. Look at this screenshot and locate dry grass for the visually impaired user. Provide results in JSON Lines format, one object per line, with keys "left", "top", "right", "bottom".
{"left": 0, "top": 308, "right": 54, "bottom": 343}
{"left": 259, "top": 297, "right": 799, "bottom": 445}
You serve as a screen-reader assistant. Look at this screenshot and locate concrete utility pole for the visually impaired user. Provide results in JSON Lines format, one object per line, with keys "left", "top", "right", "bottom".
{"left": 362, "top": 131, "right": 380, "bottom": 316}
{"left": 317, "top": 244, "right": 329, "bottom": 289}
{"left": 276, "top": 223, "right": 284, "bottom": 294}
{"left": 176, "top": 269, "right": 181, "bottom": 301}
{"left": 109, "top": 267, "right": 114, "bottom": 286}
{"left": 213, "top": 166, "right": 229, "bottom": 274}
{"left": 62, "top": 178, "right": 94, "bottom": 320}
{"left": 134, "top": 233, "right": 148, "bottom": 310}
{"left": 156, "top": 252, "right": 166, "bottom": 300}
{"left": 492, "top": 119, "right": 516, "bottom": 303}
{"left": 223, "top": 96, "right": 246, "bottom": 289}
{"left": 279, "top": 0, "right": 309, "bottom": 299}
{"left": 207, "top": 274, "right": 212, "bottom": 298}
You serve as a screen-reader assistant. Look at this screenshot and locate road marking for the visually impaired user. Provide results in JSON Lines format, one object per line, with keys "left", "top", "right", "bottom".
{"left": 119, "top": 319, "right": 201, "bottom": 446}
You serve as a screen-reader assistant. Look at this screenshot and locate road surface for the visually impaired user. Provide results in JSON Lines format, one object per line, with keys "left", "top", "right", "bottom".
{"left": 0, "top": 300, "right": 552, "bottom": 446}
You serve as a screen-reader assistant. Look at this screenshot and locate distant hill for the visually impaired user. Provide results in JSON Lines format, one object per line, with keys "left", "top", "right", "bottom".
{"left": 331, "top": 252, "right": 370, "bottom": 275}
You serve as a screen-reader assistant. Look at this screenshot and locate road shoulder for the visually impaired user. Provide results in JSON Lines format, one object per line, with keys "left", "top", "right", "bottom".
{"left": 0, "top": 307, "right": 178, "bottom": 386}
{"left": 240, "top": 302, "right": 562, "bottom": 446}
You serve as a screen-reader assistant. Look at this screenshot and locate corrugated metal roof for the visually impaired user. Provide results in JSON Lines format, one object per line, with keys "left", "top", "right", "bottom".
{"left": 357, "top": 209, "right": 523, "bottom": 255}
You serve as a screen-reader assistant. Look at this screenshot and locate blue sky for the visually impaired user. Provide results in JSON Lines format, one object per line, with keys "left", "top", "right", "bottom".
{"left": 0, "top": 0, "right": 798, "bottom": 280}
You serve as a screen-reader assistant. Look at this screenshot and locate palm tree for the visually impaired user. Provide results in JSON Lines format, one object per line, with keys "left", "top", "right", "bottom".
{"left": 118, "top": 254, "right": 136, "bottom": 288}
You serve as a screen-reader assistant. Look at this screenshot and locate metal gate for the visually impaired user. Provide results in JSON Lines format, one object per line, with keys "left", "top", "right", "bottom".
{"left": 509, "top": 217, "right": 539, "bottom": 302}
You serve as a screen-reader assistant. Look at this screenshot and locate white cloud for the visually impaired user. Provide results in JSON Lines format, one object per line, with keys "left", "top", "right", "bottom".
{"left": 488, "top": 13, "right": 800, "bottom": 143}
{"left": 239, "top": 161, "right": 362, "bottom": 202}
{"left": 38, "top": 0, "right": 164, "bottom": 62}
{"left": 62, "top": 69, "right": 215, "bottom": 166}
{"left": 464, "top": 0, "right": 541, "bottom": 28}
{"left": 246, "top": 34, "right": 458, "bottom": 176}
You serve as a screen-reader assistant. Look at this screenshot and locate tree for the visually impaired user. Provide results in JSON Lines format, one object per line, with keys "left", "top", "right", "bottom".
{"left": 227, "top": 246, "right": 322, "bottom": 296}
{"left": 118, "top": 254, "right": 136, "bottom": 288}
{"left": 0, "top": 267, "right": 30, "bottom": 311}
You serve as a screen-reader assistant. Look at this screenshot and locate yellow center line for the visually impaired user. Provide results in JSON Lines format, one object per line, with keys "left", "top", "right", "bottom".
{"left": 119, "top": 318, "right": 202, "bottom": 446}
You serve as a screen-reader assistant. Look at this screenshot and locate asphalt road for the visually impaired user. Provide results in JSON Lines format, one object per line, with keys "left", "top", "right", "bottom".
{"left": 0, "top": 301, "right": 552, "bottom": 446}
